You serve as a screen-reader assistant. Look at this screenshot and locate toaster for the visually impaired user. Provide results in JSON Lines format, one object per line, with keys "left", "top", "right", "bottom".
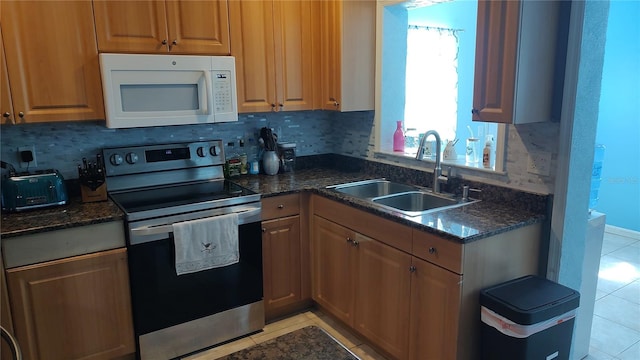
{"left": 1, "top": 169, "right": 68, "bottom": 212}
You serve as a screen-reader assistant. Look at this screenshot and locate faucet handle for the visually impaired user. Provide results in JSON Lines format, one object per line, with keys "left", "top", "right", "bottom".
{"left": 462, "top": 186, "right": 481, "bottom": 201}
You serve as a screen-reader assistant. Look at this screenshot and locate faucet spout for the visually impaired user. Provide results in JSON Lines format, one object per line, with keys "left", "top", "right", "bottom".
{"left": 415, "top": 130, "right": 443, "bottom": 193}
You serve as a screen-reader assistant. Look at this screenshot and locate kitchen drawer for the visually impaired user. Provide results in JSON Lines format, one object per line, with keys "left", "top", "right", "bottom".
{"left": 2, "top": 220, "right": 126, "bottom": 269}
{"left": 412, "top": 230, "right": 463, "bottom": 274}
{"left": 262, "top": 194, "right": 300, "bottom": 220}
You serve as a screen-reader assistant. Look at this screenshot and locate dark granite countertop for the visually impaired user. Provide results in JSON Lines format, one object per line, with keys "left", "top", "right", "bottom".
{"left": 1, "top": 167, "right": 545, "bottom": 244}
{"left": 1, "top": 197, "right": 123, "bottom": 239}
{"left": 232, "top": 168, "right": 546, "bottom": 243}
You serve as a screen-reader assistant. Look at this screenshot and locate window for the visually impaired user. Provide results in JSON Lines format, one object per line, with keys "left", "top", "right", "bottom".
{"left": 405, "top": 25, "right": 460, "bottom": 144}
{"left": 376, "top": 0, "right": 504, "bottom": 172}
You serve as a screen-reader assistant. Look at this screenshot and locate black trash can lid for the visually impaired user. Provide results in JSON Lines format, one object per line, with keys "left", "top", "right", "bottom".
{"left": 480, "top": 275, "right": 580, "bottom": 325}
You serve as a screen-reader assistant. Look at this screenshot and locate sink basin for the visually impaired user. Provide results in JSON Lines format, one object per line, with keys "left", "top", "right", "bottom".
{"left": 327, "top": 179, "right": 478, "bottom": 217}
{"left": 372, "top": 191, "right": 457, "bottom": 212}
{"left": 328, "top": 179, "right": 419, "bottom": 199}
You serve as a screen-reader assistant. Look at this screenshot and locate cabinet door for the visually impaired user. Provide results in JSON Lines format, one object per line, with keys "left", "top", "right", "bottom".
{"left": 0, "top": 28, "right": 14, "bottom": 125}
{"left": 312, "top": 215, "right": 356, "bottom": 326}
{"left": 165, "top": 0, "right": 230, "bottom": 54}
{"left": 6, "top": 248, "right": 135, "bottom": 360}
{"left": 262, "top": 215, "right": 302, "bottom": 320}
{"left": 1, "top": 1, "right": 105, "bottom": 123}
{"left": 93, "top": 0, "right": 169, "bottom": 53}
{"left": 1, "top": 254, "right": 15, "bottom": 360}
{"left": 472, "top": 0, "right": 520, "bottom": 124}
{"left": 354, "top": 233, "right": 412, "bottom": 360}
{"left": 272, "top": 0, "right": 314, "bottom": 111}
{"left": 229, "top": 0, "right": 277, "bottom": 113}
{"left": 320, "top": 0, "right": 342, "bottom": 110}
{"left": 408, "top": 257, "right": 462, "bottom": 360}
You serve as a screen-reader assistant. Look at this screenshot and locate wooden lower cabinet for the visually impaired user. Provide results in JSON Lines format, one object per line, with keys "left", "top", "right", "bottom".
{"left": 354, "top": 233, "right": 412, "bottom": 360}
{"left": 262, "top": 215, "right": 302, "bottom": 319}
{"left": 6, "top": 248, "right": 135, "bottom": 360}
{"left": 312, "top": 215, "right": 356, "bottom": 326}
{"left": 312, "top": 215, "right": 412, "bottom": 359}
{"left": 312, "top": 195, "right": 541, "bottom": 360}
{"left": 261, "top": 193, "right": 311, "bottom": 320}
{"left": 408, "top": 257, "right": 462, "bottom": 360}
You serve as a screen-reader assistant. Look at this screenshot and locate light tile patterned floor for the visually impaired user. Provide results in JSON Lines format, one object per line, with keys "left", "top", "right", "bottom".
{"left": 183, "top": 309, "right": 388, "bottom": 360}
{"left": 586, "top": 228, "right": 640, "bottom": 360}
{"left": 184, "top": 227, "right": 640, "bottom": 360}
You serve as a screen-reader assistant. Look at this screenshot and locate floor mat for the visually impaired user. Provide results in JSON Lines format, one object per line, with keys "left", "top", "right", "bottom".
{"left": 217, "top": 325, "right": 360, "bottom": 360}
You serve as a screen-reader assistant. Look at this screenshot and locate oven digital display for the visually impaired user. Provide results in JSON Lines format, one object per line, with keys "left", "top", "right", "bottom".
{"left": 146, "top": 147, "right": 191, "bottom": 162}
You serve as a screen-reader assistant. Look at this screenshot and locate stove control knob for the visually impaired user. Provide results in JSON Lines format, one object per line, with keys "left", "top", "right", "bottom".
{"left": 209, "top": 146, "right": 217, "bottom": 156}
{"left": 126, "top": 152, "right": 139, "bottom": 164}
{"left": 196, "top": 146, "right": 206, "bottom": 157}
{"left": 110, "top": 154, "right": 124, "bottom": 166}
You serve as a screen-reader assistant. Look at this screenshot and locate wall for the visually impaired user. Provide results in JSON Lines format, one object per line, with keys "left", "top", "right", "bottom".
{"left": 0, "top": 111, "right": 338, "bottom": 180}
{"left": 594, "top": 0, "right": 640, "bottom": 232}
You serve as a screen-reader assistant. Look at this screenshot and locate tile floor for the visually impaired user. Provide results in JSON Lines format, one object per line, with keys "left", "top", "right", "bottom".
{"left": 586, "top": 227, "right": 640, "bottom": 360}
{"left": 183, "top": 309, "right": 387, "bottom": 360}
{"left": 184, "top": 227, "right": 640, "bottom": 360}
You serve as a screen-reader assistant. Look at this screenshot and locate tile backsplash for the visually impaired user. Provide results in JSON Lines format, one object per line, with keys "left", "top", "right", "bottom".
{"left": 1, "top": 110, "right": 557, "bottom": 195}
{"left": 0, "top": 111, "right": 373, "bottom": 180}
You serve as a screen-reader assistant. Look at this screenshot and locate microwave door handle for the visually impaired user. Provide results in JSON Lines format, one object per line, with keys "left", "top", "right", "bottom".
{"left": 202, "top": 70, "right": 213, "bottom": 116}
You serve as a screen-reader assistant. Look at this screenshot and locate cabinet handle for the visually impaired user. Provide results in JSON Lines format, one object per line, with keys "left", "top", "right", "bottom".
{"left": 409, "top": 265, "right": 417, "bottom": 273}
{"left": 169, "top": 39, "right": 178, "bottom": 51}
{"left": 277, "top": 204, "right": 284, "bottom": 209}
{"left": 352, "top": 240, "right": 359, "bottom": 247}
{"left": 279, "top": 103, "right": 283, "bottom": 109}
{"left": 329, "top": 97, "right": 339, "bottom": 107}
{"left": 471, "top": 108, "right": 479, "bottom": 115}
{"left": 271, "top": 103, "right": 276, "bottom": 111}
{"left": 428, "top": 247, "right": 436, "bottom": 255}
{"left": 162, "top": 39, "right": 168, "bottom": 45}
{"left": 262, "top": 228, "right": 266, "bottom": 233}
{"left": 346, "top": 237, "right": 353, "bottom": 245}
{"left": 18, "top": 112, "right": 24, "bottom": 118}
{"left": 2, "top": 112, "right": 13, "bottom": 125}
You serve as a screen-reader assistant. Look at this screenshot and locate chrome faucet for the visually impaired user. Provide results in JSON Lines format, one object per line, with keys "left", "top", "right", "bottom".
{"left": 415, "top": 130, "right": 446, "bottom": 193}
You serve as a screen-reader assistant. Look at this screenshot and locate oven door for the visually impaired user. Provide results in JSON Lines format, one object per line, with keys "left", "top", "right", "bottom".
{"left": 126, "top": 205, "right": 263, "bottom": 359}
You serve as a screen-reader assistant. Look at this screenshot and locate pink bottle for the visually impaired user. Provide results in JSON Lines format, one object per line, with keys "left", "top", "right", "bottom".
{"left": 393, "top": 120, "right": 405, "bottom": 152}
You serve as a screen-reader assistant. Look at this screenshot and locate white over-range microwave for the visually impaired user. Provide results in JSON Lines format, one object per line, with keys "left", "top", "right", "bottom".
{"left": 99, "top": 53, "right": 238, "bottom": 128}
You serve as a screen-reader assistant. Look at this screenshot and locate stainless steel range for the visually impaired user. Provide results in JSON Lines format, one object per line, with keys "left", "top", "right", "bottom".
{"left": 103, "top": 140, "right": 264, "bottom": 360}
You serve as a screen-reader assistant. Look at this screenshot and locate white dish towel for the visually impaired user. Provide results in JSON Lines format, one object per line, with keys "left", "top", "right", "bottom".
{"left": 172, "top": 213, "right": 239, "bottom": 276}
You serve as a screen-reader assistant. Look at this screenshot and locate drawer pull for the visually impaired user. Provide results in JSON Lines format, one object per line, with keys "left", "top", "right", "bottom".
{"left": 277, "top": 204, "right": 284, "bottom": 209}
{"left": 409, "top": 265, "right": 417, "bottom": 273}
{"left": 428, "top": 247, "right": 436, "bottom": 255}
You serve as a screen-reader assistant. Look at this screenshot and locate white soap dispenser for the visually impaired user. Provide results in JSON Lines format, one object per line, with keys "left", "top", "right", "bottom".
{"left": 482, "top": 136, "right": 492, "bottom": 169}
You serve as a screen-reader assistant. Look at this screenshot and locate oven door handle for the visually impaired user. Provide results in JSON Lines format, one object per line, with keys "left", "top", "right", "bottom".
{"left": 130, "top": 207, "right": 261, "bottom": 237}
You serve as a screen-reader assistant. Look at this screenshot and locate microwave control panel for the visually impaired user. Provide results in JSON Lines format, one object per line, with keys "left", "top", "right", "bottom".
{"left": 213, "top": 71, "right": 233, "bottom": 113}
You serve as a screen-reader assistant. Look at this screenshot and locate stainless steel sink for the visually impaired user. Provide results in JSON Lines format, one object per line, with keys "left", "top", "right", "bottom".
{"left": 328, "top": 179, "right": 419, "bottom": 199}
{"left": 327, "top": 179, "right": 478, "bottom": 217}
{"left": 372, "top": 191, "right": 457, "bottom": 212}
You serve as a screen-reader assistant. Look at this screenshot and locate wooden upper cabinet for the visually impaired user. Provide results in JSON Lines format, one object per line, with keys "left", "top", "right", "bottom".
{"left": 1, "top": 1, "right": 105, "bottom": 123}
{"left": 472, "top": 0, "right": 559, "bottom": 124}
{"left": 229, "top": 0, "right": 315, "bottom": 113}
{"left": 1, "top": 28, "right": 14, "bottom": 125}
{"left": 320, "top": 0, "right": 375, "bottom": 112}
{"left": 93, "top": 0, "right": 230, "bottom": 55}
